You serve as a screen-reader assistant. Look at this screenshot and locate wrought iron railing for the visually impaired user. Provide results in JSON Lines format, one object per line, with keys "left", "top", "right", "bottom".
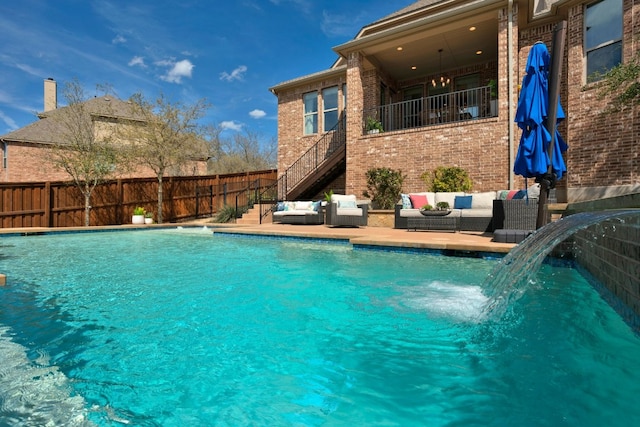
{"left": 234, "top": 178, "right": 276, "bottom": 219}
{"left": 365, "top": 86, "right": 496, "bottom": 133}
{"left": 258, "top": 117, "right": 347, "bottom": 223}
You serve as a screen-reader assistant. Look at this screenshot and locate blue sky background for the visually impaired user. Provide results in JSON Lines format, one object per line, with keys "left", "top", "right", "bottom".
{"left": 0, "top": 0, "right": 414, "bottom": 143}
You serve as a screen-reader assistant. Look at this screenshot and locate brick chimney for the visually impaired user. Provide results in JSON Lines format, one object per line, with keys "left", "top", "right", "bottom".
{"left": 44, "top": 78, "right": 57, "bottom": 112}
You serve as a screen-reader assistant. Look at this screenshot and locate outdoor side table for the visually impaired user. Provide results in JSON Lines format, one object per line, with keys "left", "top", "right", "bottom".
{"left": 407, "top": 211, "right": 459, "bottom": 232}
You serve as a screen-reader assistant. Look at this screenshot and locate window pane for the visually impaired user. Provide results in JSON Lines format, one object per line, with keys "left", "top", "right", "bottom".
{"left": 586, "top": 0, "right": 622, "bottom": 50}
{"left": 322, "top": 87, "right": 338, "bottom": 110}
{"left": 324, "top": 110, "right": 338, "bottom": 131}
{"left": 303, "top": 92, "right": 317, "bottom": 114}
{"left": 304, "top": 115, "right": 317, "bottom": 134}
{"left": 587, "top": 41, "right": 622, "bottom": 82}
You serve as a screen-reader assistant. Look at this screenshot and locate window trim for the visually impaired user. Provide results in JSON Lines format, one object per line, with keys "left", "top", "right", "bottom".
{"left": 322, "top": 86, "right": 339, "bottom": 132}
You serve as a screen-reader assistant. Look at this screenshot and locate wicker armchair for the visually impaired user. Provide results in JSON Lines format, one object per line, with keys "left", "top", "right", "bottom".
{"left": 326, "top": 195, "right": 368, "bottom": 227}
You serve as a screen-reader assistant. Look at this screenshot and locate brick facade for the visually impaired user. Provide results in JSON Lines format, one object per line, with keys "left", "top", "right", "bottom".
{"left": 272, "top": 0, "right": 638, "bottom": 202}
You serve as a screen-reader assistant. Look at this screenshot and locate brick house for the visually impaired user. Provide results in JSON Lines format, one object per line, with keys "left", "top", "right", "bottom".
{"left": 269, "top": 0, "right": 638, "bottom": 203}
{"left": 0, "top": 79, "right": 208, "bottom": 183}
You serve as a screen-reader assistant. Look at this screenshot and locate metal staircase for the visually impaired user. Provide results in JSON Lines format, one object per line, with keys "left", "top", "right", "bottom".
{"left": 257, "top": 117, "right": 347, "bottom": 222}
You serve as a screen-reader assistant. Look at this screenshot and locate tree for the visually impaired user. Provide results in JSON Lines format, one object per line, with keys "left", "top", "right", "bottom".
{"left": 597, "top": 49, "right": 640, "bottom": 111}
{"left": 207, "top": 129, "right": 277, "bottom": 174}
{"left": 125, "top": 93, "right": 210, "bottom": 223}
{"left": 48, "top": 79, "right": 121, "bottom": 226}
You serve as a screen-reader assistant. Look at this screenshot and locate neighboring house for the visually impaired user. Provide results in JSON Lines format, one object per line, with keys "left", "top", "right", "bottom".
{"left": 270, "top": 0, "right": 638, "bottom": 203}
{"left": 0, "top": 79, "right": 208, "bottom": 182}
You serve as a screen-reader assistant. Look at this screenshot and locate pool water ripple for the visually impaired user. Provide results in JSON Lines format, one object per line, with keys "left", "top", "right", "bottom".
{"left": 1, "top": 230, "right": 640, "bottom": 426}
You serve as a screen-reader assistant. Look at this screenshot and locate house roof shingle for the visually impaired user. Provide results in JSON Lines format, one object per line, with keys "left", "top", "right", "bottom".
{"left": 1, "top": 96, "right": 140, "bottom": 145}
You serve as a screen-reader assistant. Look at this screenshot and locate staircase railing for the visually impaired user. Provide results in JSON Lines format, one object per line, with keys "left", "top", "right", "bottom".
{"left": 234, "top": 178, "right": 276, "bottom": 220}
{"left": 258, "top": 117, "right": 346, "bottom": 223}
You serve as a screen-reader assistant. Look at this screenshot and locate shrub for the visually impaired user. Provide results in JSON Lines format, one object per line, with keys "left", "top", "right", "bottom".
{"left": 362, "top": 167, "right": 405, "bottom": 209}
{"left": 133, "top": 206, "right": 145, "bottom": 216}
{"left": 214, "top": 205, "right": 240, "bottom": 223}
{"left": 420, "top": 166, "right": 472, "bottom": 192}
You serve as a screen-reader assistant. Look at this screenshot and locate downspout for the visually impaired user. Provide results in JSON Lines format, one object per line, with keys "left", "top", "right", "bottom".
{"left": 507, "top": 0, "right": 515, "bottom": 189}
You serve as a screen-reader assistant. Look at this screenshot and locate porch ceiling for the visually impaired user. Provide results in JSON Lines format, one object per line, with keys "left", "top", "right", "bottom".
{"left": 351, "top": 11, "right": 498, "bottom": 82}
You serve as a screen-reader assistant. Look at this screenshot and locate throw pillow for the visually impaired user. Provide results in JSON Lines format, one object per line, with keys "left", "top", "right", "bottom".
{"left": 506, "top": 190, "right": 519, "bottom": 200}
{"left": 276, "top": 202, "right": 285, "bottom": 211}
{"left": 312, "top": 201, "right": 321, "bottom": 212}
{"left": 400, "top": 193, "right": 412, "bottom": 209}
{"left": 512, "top": 190, "right": 527, "bottom": 200}
{"left": 409, "top": 194, "right": 428, "bottom": 209}
{"left": 338, "top": 200, "right": 357, "bottom": 208}
{"left": 454, "top": 195, "right": 472, "bottom": 209}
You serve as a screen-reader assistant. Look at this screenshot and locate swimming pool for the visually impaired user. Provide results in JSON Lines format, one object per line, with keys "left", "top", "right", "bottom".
{"left": 1, "top": 228, "right": 639, "bottom": 426}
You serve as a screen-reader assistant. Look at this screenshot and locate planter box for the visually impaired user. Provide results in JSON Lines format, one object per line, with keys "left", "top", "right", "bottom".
{"left": 367, "top": 209, "right": 394, "bottom": 227}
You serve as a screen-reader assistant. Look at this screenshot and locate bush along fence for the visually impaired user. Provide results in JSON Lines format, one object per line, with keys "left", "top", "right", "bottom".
{"left": 0, "top": 169, "right": 277, "bottom": 228}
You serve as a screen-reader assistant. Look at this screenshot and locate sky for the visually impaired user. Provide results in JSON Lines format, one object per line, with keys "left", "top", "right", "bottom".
{"left": 0, "top": 0, "right": 415, "bottom": 144}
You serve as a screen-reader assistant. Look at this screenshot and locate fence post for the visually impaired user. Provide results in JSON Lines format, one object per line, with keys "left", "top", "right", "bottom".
{"left": 44, "top": 181, "right": 51, "bottom": 227}
{"left": 117, "top": 179, "right": 123, "bottom": 225}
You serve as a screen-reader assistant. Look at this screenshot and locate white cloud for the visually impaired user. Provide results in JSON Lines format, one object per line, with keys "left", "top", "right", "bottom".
{"left": 0, "top": 110, "right": 18, "bottom": 131}
{"left": 320, "top": 11, "right": 358, "bottom": 38}
{"left": 249, "top": 109, "right": 266, "bottom": 119}
{"left": 220, "top": 65, "right": 247, "bottom": 82}
{"left": 220, "top": 121, "right": 243, "bottom": 131}
{"left": 112, "top": 34, "right": 127, "bottom": 44}
{"left": 159, "top": 59, "right": 194, "bottom": 84}
{"left": 128, "top": 56, "right": 146, "bottom": 67}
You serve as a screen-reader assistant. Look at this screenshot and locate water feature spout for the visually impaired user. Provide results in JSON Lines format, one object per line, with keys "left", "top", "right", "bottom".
{"left": 482, "top": 209, "right": 639, "bottom": 317}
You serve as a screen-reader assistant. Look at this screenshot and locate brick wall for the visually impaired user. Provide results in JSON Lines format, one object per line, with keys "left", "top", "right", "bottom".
{"left": 275, "top": 74, "right": 347, "bottom": 181}
{"left": 568, "top": 193, "right": 640, "bottom": 321}
{"left": 564, "top": 0, "right": 639, "bottom": 199}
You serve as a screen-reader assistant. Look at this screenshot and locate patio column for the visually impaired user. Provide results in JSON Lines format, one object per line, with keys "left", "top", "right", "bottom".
{"left": 345, "top": 51, "right": 365, "bottom": 195}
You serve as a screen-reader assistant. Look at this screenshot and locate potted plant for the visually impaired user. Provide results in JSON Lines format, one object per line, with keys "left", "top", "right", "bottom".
{"left": 132, "top": 206, "right": 146, "bottom": 224}
{"left": 365, "top": 116, "right": 383, "bottom": 134}
{"left": 144, "top": 212, "right": 154, "bottom": 224}
{"left": 436, "top": 201, "right": 450, "bottom": 211}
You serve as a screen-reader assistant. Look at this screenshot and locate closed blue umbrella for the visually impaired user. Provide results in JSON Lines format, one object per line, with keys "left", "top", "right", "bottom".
{"left": 514, "top": 42, "right": 567, "bottom": 181}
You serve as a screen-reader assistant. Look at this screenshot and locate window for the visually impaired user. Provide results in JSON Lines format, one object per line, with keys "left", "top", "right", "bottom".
{"left": 322, "top": 86, "right": 338, "bottom": 132}
{"left": 585, "top": 0, "right": 622, "bottom": 82}
{"left": 303, "top": 91, "right": 318, "bottom": 135}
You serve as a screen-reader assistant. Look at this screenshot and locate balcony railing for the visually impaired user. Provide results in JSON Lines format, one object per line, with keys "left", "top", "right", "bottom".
{"left": 364, "top": 86, "right": 497, "bottom": 133}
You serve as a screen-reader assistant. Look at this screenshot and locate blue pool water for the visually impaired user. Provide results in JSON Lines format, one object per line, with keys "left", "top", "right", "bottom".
{"left": 1, "top": 228, "right": 640, "bottom": 426}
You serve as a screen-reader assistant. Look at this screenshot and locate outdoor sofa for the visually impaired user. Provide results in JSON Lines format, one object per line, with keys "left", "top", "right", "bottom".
{"left": 395, "top": 186, "right": 540, "bottom": 232}
{"left": 272, "top": 200, "right": 324, "bottom": 225}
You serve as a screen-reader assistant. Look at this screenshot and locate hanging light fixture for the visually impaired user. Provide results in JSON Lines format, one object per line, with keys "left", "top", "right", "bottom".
{"left": 432, "top": 49, "right": 450, "bottom": 88}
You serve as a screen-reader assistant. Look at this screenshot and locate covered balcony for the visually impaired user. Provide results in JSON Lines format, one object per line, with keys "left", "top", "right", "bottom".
{"left": 364, "top": 85, "right": 496, "bottom": 133}
{"left": 333, "top": 2, "right": 503, "bottom": 134}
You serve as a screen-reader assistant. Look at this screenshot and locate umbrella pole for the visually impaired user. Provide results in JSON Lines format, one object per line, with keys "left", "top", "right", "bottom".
{"left": 536, "top": 20, "right": 567, "bottom": 229}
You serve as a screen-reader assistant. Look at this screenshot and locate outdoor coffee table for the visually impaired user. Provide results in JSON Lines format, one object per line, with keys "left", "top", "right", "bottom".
{"left": 407, "top": 210, "right": 459, "bottom": 232}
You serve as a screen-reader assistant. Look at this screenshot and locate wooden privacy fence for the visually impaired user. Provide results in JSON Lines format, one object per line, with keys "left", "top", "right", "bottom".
{"left": 0, "top": 170, "right": 277, "bottom": 228}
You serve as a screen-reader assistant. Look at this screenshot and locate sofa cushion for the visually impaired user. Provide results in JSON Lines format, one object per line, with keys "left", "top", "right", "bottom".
{"left": 294, "top": 201, "right": 312, "bottom": 210}
{"left": 454, "top": 195, "right": 472, "bottom": 209}
{"left": 459, "top": 208, "right": 492, "bottom": 218}
{"left": 336, "top": 207, "right": 363, "bottom": 216}
{"left": 469, "top": 191, "right": 497, "bottom": 209}
{"left": 434, "top": 192, "right": 464, "bottom": 207}
{"left": 409, "top": 193, "right": 429, "bottom": 209}
{"left": 331, "top": 194, "right": 356, "bottom": 203}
